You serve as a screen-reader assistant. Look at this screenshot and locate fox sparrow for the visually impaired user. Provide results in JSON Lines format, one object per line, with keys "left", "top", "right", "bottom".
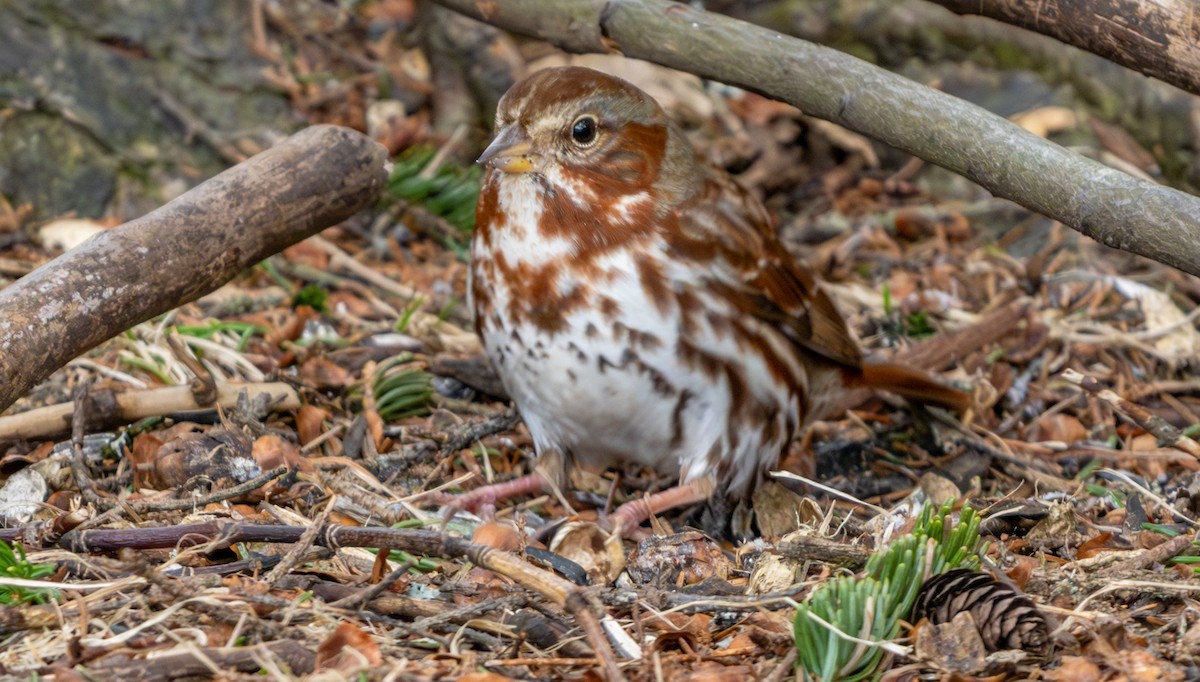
{"left": 465, "top": 66, "right": 967, "bottom": 532}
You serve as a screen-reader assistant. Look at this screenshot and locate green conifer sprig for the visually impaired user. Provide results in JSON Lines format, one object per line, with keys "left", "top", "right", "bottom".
{"left": 387, "top": 146, "right": 482, "bottom": 236}
{"left": 793, "top": 502, "right": 984, "bottom": 681}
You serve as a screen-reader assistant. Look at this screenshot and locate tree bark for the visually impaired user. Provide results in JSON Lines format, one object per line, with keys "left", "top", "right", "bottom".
{"left": 929, "top": 0, "right": 1200, "bottom": 98}
{"left": 708, "top": 0, "right": 1200, "bottom": 191}
{"left": 0, "top": 125, "right": 389, "bottom": 413}
{"left": 433, "top": 0, "right": 1200, "bottom": 278}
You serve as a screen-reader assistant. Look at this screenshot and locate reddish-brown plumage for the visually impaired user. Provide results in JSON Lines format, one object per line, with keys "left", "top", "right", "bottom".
{"left": 465, "top": 66, "right": 967, "bottom": 530}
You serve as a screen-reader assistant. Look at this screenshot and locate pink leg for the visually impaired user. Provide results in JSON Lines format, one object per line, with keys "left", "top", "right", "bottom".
{"left": 438, "top": 472, "right": 550, "bottom": 515}
{"left": 607, "top": 477, "right": 715, "bottom": 537}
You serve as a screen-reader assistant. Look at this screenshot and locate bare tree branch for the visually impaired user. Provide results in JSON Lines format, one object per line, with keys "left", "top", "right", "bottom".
{"left": 433, "top": 0, "right": 1200, "bottom": 278}
{"left": 0, "top": 125, "right": 389, "bottom": 412}
{"left": 929, "top": 0, "right": 1200, "bottom": 98}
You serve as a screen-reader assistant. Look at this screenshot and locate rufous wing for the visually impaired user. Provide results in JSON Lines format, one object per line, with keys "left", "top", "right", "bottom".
{"left": 749, "top": 256, "right": 864, "bottom": 369}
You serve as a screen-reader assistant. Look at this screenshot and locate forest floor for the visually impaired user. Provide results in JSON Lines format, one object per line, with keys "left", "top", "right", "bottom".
{"left": 2, "top": 3, "right": 1200, "bottom": 681}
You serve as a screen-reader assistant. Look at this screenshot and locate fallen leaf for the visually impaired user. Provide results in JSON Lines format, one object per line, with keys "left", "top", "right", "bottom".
{"left": 1033, "top": 414, "right": 1088, "bottom": 443}
{"left": 472, "top": 521, "right": 523, "bottom": 551}
{"left": 548, "top": 521, "right": 626, "bottom": 585}
{"left": 253, "top": 433, "right": 313, "bottom": 475}
{"left": 1011, "top": 106, "right": 1077, "bottom": 138}
{"left": 912, "top": 612, "right": 987, "bottom": 675}
{"left": 296, "top": 404, "right": 330, "bottom": 446}
{"left": 296, "top": 356, "right": 355, "bottom": 390}
{"left": 315, "top": 621, "right": 382, "bottom": 674}
{"left": 37, "top": 217, "right": 117, "bottom": 251}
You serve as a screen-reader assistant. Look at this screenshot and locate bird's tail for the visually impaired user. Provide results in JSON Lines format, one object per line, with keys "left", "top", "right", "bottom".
{"left": 858, "top": 361, "right": 970, "bottom": 414}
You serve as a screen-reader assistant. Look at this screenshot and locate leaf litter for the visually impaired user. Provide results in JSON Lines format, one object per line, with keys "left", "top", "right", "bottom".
{"left": 2, "top": 3, "right": 1200, "bottom": 680}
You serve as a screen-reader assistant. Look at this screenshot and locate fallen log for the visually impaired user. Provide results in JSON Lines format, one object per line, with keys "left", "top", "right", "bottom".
{"left": 0, "top": 125, "right": 389, "bottom": 412}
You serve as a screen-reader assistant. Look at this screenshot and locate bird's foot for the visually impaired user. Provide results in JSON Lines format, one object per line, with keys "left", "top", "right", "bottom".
{"left": 603, "top": 477, "right": 716, "bottom": 538}
{"left": 437, "top": 472, "right": 550, "bottom": 523}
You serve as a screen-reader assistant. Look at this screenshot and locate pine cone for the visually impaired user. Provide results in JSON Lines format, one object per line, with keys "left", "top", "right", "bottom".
{"left": 912, "top": 568, "right": 1051, "bottom": 660}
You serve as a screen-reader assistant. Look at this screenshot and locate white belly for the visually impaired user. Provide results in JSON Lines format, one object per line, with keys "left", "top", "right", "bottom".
{"left": 476, "top": 247, "right": 805, "bottom": 496}
{"left": 480, "top": 261, "right": 692, "bottom": 475}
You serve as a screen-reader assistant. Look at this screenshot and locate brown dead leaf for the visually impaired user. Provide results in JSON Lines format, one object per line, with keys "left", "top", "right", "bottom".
{"left": 809, "top": 119, "right": 880, "bottom": 167}
{"left": 1042, "top": 656, "right": 1102, "bottom": 682}
{"left": 640, "top": 611, "right": 711, "bottom": 637}
{"left": 681, "top": 662, "right": 755, "bottom": 681}
{"left": 296, "top": 404, "right": 329, "bottom": 446}
{"left": 1134, "top": 529, "right": 1171, "bottom": 550}
{"left": 727, "top": 90, "right": 799, "bottom": 127}
{"left": 1033, "top": 414, "right": 1088, "bottom": 443}
{"left": 0, "top": 441, "right": 53, "bottom": 475}
{"left": 1005, "top": 555, "right": 1038, "bottom": 590}
{"left": 46, "top": 490, "right": 81, "bottom": 511}
{"left": 456, "top": 673, "right": 518, "bottom": 682}
{"left": 1108, "top": 648, "right": 1185, "bottom": 681}
{"left": 720, "top": 632, "right": 756, "bottom": 650}
{"left": 361, "top": 0, "right": 416, "bottom": 23}
{"left": 1128, "top": 433, "right": 1158, "bottom": 452}
{"left": 548, "top": 521, "right": 625, "bottom": 585}
{"left": 750, "top": 480, "right": 807, "bottom": 539}
{"left": 1089, "top": 117, "right": 1157, "bottom": 173}
{"left": 739, "top": 611, "right": 794, "bottom": 653}
{"left": 1011, "top": 106, "right": 1077, "bottom": 138}
{"left": 265, "top": 305, "right": 318, "bottom": 347}
{"left": 912, "top": 612, "right": 987, "bottom": 675}
{"left": 918, "top": 472, "right": 962, "bottom": 505}
{"left": 0, "top": 197, "right": 33, "bottom": 234}
{"left": 228, "top": 503, "right": 259, "bottom": 518}
{"left": 472, "top": 521, "right": 523, "bottom": 551}
{"left": 282, "top": 239, "right": 330, "bottom": 269}
{"left": 459, "top": 566, "right": 516, "bottom": 600}
{"left": 129, "top": 432, "right": 165, "bottom": 490}
{"left": 316, "top": 621, "right": 382, "bottom": 674}
{"left": 145, "top": 428, "right": 254, "bottom": 490}
{"left": 1126, "top": 433, "right": 1172, "bottom": 480}
{"left": 893, "top": 208, "right": 971, "bottom": 243}
{"left": 1076, "top": 532, "right": 1116, "bottom": 560}
{"left": 326, "top": 289, "right": 379, "bottom": 318}
{"left": 649, "top": 628, "right": 701, "bottom": 655}
{"left": 296, "top": 356, "right": 355, "bottom": 390}
{"left": 252, "top": 433, "right": 313, "bottom": 475}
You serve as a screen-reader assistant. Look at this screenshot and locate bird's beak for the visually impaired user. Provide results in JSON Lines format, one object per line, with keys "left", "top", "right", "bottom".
{"left": 477, "top": 126, "right": 536, "bottom": 174}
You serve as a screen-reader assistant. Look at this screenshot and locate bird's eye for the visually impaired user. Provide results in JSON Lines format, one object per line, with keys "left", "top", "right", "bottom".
{"left": 570, "top": 115, "right": 599, "bottom": 147}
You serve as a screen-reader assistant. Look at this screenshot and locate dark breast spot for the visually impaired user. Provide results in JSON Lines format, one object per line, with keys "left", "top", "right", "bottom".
{"left": 599, "top": 297, "right": 621, "bottom": 320}
{"left": 670, "top": 390, "right": 693, "bottom": 449}
{"left": 634, "top": 254, "right": 672, "bottom": 316}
